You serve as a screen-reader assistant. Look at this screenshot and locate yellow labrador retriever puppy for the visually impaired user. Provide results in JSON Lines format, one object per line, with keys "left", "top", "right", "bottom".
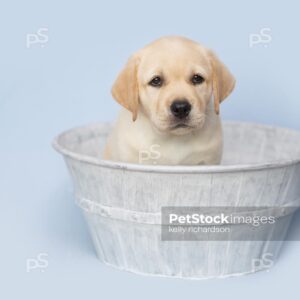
{"left": 104, "top": 36, "right": 235, "bottom": 165}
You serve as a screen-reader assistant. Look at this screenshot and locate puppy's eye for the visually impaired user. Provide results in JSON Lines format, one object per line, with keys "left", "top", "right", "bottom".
{"left": 191, "top": 74, "right": 205, "bottom": 85}
{"left": 149, "top": 76, "right": 163, "bottom": 87}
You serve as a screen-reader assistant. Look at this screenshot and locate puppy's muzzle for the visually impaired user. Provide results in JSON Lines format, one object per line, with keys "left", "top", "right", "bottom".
{"left": 170, "top": 100, "right": 191, "bottom": 119}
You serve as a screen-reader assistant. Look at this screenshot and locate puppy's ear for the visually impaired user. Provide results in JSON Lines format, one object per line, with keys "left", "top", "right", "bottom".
{"left": 111, "top": 55, "right": 140, "bottom": 121}
{"left": 209, "top": 50, "right": 236, "bottom": 115}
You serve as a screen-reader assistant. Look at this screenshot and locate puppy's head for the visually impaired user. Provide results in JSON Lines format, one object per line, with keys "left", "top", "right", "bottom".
{"left": 112, "top": 36, "right": 235, "bottom": 135}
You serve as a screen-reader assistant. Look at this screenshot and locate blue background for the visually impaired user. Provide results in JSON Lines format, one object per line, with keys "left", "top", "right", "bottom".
{"left": 1, "top": 0, "right": 300, "bottom": 299}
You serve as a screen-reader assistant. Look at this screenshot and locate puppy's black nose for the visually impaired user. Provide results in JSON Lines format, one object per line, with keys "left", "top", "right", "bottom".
{"left": 170, "top": 100, "right": 191, "bottom": 119}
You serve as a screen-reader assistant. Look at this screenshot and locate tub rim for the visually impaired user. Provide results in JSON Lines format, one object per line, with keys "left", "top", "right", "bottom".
{"left": 52, "top": 121, "right": 300, "bottom": 174}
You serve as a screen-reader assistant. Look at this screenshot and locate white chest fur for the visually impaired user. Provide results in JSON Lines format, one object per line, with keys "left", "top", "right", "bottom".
{"left": 105, "top": 107, "right": 223, "bottom": 166}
